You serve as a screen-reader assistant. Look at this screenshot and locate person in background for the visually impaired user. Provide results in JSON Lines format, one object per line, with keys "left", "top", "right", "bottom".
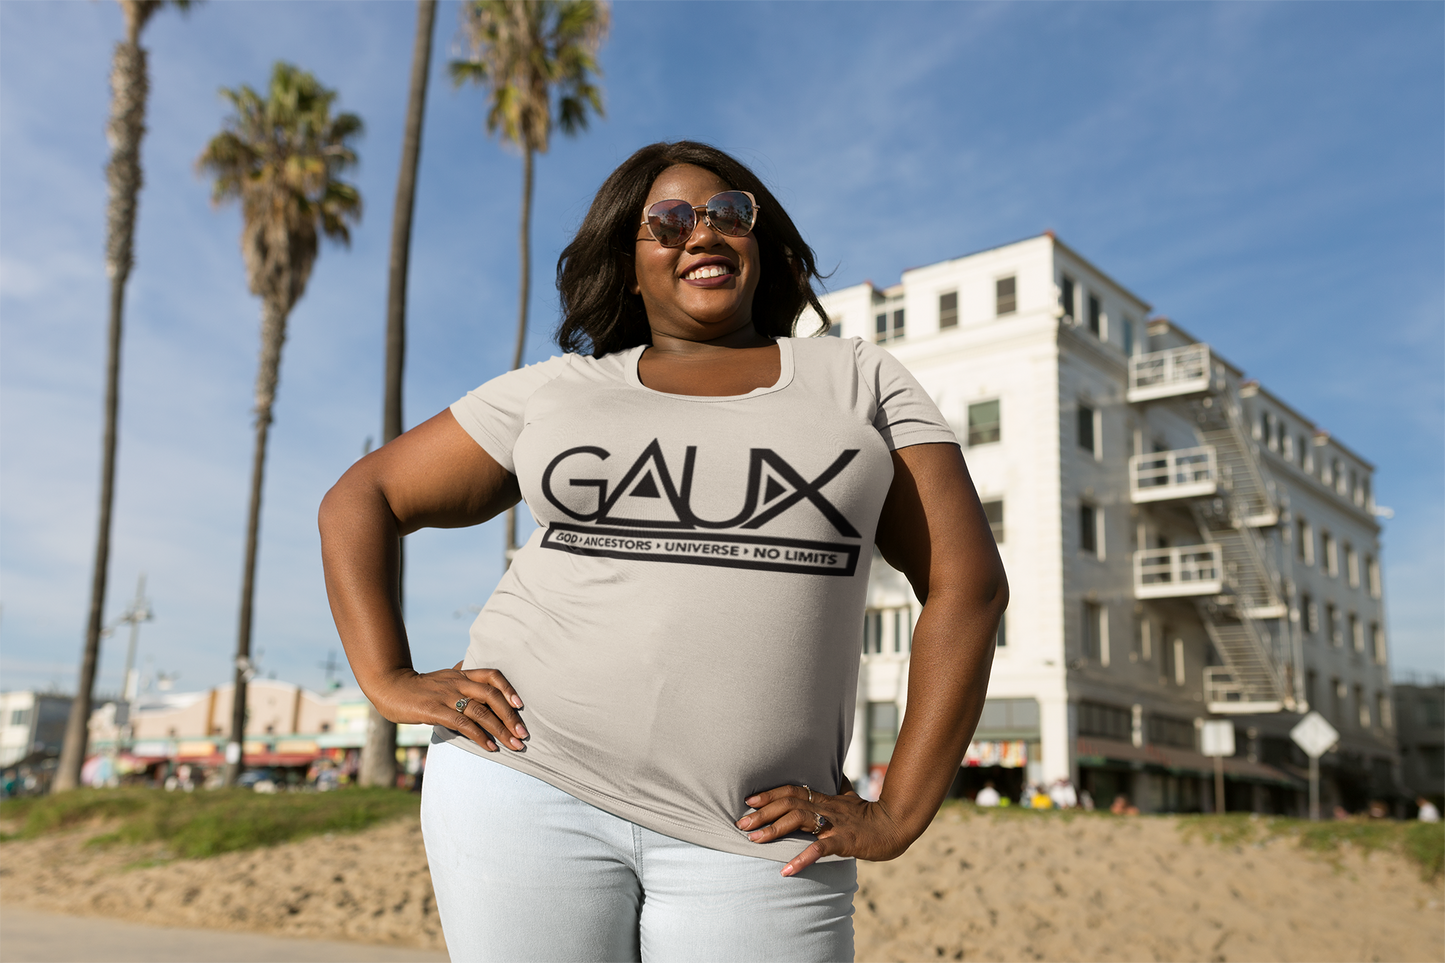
{"left": 1049, "top": 778, "right": 1077, "bottom": 810}
{"left": 975, "top": 781, "right": 1001, "bottom": 807}
{"left": 1417, "top": 796, "right": 1441, "bottom": 822}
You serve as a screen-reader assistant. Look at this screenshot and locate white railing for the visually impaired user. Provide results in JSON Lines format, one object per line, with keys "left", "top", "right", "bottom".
{"left": 1204, "top": 667, "right": 1283, "bottom": 714}
{"left": 1128, "top": 344, "right": 1212, "bottom": 402}
{"left": 1129, "top": 446, "right": 1218, "bottom": 502}
{"left": 1134, "top": 544, "right": 1224, "bottom": 599}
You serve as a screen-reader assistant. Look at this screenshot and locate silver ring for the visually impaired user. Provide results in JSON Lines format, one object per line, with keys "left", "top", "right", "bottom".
{"left": 455, "top": 698, "right": 469, "bottom": 713}
{"left": 811, "top": 812, "right": 825, "bottom": 835}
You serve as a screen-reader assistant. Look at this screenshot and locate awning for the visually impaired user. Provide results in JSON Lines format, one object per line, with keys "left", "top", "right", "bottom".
{"left": 1076, "top": 736, "right": 1302, "bottom": 787}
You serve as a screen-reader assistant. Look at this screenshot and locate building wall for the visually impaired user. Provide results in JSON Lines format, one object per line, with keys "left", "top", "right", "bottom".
{"left": 811, "top": 233, "right": 1397, "bottom": 811}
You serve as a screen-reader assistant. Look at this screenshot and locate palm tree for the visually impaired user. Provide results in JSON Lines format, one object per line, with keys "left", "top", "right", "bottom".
{"left": 55, "top": 0, "right": 194, "bottom": 794}
{"left": 451, "top": 0, "right": 609, "bottom": 561}
{"left": 359, "top": 0, "right": 437, "bottom": 790}
{"left": 198, "top": 62, "right": 363, "bottom": 787}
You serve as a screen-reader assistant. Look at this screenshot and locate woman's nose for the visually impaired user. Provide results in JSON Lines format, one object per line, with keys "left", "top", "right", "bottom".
{"left": 683, "top": 212, "right": 723, "bottom": 250}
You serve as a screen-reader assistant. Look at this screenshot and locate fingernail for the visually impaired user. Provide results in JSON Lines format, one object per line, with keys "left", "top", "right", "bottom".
{"left": 745, "top": 795, "right": 761, "bottom": 806}
{"left": 509, "top": 738, "right": 524, "bottom": 750}
{"left": 736, "top": 817, "right": 751, "bottom": 829}
{"left": 485, "top": 741, "right": 497, "bottom": 752}
{"left": 747, "top": 831, "right": 763, "bottom": 841}
{"left": 515, "top": 725, "right": 528, "bottom": 739}
{"left": 781, "top": 865, "right": 795, "bottom": 877}
{"left": 511, "top": 695, "right": 524, "bottom": 709}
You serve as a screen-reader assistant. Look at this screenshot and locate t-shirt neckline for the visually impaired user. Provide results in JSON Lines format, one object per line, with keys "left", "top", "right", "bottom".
{"left": 625, "top": 338, "right": 794, "bottom": 403}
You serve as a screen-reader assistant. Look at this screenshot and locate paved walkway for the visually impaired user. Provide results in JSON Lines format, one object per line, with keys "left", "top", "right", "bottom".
{"left": 0, "top": 908, "right": 449, "bottom": 963}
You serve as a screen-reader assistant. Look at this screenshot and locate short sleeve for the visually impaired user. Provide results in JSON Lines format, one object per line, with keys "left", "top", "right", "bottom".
{"left": 449, "top": 355, "right": 572, "bottom": 473}
{"left": 852, "top": 339, "right": 959, "bottom": 451}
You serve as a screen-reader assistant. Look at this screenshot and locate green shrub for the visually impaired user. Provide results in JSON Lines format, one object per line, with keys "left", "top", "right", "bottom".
{"left": 0, "top": 787, "right": 419, "bottom": 859}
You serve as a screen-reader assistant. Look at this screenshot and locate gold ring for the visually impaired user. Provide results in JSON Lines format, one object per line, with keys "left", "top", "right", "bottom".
{"left": 805, "top": 784, "right": 813, "bottom": 803}
{"left": 811, "top": 812, "right": 825, "bottom": 834}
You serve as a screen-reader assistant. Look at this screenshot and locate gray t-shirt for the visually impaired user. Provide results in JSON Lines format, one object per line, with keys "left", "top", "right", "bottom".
{"left": 441, "top": 335, "right": 957, "bottom": 862}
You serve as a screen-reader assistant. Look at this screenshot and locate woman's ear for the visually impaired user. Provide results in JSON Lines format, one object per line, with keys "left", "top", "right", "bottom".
{"left": 627, "top": 264, "right": 640, "bottom": 296}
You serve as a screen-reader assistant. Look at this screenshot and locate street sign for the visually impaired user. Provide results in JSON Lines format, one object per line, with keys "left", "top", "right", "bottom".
{"left": 1200, "top": 721, "right": 1235, "bottom": 757}
{"left": 1290, "top": 711, "right": 1339, "bottom": 822}
{"left": 1290, "top": 711, "right": 1339, "bottom": 759}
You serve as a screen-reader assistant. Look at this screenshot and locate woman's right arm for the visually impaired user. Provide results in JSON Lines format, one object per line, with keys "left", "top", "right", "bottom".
{"left": 318, "top": 409, "right": 529, "bottom": 753}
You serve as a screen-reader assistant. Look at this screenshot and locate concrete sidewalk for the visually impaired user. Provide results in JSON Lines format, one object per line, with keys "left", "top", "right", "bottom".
{"left": 0, "top": 908, "right": 450, "bottom": 963}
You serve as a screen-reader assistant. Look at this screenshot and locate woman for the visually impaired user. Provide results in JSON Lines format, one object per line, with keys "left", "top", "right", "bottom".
{"left": 320, "top": 141, "right": 1006, "bottom": 962}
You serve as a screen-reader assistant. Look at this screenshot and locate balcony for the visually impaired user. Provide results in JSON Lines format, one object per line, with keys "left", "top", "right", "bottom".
{"left": 1203, "top": 667, "right": 1284, "bottom": 715}
{"left": 1134, "top": 545, "right": 1223, "bottom": 599}
{"left": 1128, "top": 344, "right": 1212, "bottom": 402}
{"left": 1129, "top": 446, "right": 1219, "bottom": 503}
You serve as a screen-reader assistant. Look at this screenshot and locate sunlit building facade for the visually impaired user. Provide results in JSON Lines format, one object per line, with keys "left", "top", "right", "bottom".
{"left": 808, "top": 233, "right": 1397, "bottom": 813}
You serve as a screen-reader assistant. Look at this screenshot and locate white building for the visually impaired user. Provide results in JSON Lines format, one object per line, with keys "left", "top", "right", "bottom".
{"left": 809, "top": 233, "right": 1396, "bottom": 813}
{"left": 0, "top": 691, "right": 72, "bottom": 769}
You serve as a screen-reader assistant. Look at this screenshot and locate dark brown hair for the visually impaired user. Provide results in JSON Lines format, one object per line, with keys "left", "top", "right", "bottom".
{"left": 555, "top": 141, "right": 828, "bottom": 356}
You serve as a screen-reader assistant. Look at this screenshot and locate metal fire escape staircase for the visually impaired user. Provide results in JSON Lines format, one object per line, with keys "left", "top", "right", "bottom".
{"left": 1127, "top": 343, "right": 1294, "bottom": 714}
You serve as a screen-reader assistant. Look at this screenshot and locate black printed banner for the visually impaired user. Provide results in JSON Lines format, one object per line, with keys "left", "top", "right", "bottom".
{"left": 540, "top": 523, "right": 860, "bottom": 576}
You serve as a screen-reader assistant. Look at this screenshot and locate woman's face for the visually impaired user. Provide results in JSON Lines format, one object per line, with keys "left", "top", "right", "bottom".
{"left": 631, "top": 164, "right": 762, "bottom": 345}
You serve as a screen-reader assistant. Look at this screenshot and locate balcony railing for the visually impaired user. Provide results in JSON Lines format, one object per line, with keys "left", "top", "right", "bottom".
{"left": 1129, "top": 446, "right": 1219, "bottom": 503}
{"left": 1128, "top": 344, "right": 1212, "bottom": 402}
{"left": 1134, "top": 545, "right": 1223, "bottom": 599}
{"left": 1203, "top": 667, "right": 1284, "bottom": 715}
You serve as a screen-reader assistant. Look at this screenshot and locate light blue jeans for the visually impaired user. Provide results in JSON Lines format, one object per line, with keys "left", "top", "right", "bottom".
{"left": 420, "top": 740, "right": 856, "bottom": 962}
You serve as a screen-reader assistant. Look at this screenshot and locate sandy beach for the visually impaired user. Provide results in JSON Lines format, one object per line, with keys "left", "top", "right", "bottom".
{"left": 1, "top": 806, "right": 1439, "bottom": 962}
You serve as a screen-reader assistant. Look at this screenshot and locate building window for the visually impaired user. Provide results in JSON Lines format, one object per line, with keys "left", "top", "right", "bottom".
{"left": 1321, "top": 456, "right": 1333, "bottom": 486}
{"left": 1331, "top": 677, "right": 1344, "bottom": 722}
{"left": 1356, "top": 685, "right": 1370, "bottom": 728}
{"left": 1372, "top": 623, "right": 1386, "bottom": 665}
{"left": 875, "top": 307, "right": 904, "bottom": 343}
{"left": 979, "top": 499, "right": 1004, "bottom": 544}
{"left": 1300, "top": 593, "right": 1315, "bottom": 635}
{"left": 1296, "top": 518, "right": 1313, "bottom": 565}
{"left": 1082, "top": 601, "right": 1107, "bottom": 664}
{"left": 1346, "top": 547, "right": 1360, "bottom": 588}
{"left": 1367, "top": 556, "right": 1381, "bottom": 599}
{"left": 995, "top": 276, "right": 1016, "bottom": 316}
{"left": 1322, "top": 532, "right": 1338, "bottom": 576}
{"left": 1135, "top": 618, "right": 1152, "bottom": 661}
{"left": 1147, "top": 715, "right": 1196, "bottom": 749}
{"left": 1060, "top": 274, "right": 1076, "bottom": 322}
{"left": 1077, "top": 403, "right": 1097, "bottom": 456}
{"left": 1334, "top": 460, "right": 1346, "bottom": 496}
{"left": 1079, "top": 503, "right": 1098, "bottom": 555}
{"left": 1087, "top": 294, "right": 1102, "bottom": 336}
{"left": 1298, "top": 435, "right": 1309, "bottom": 469}
{"left": 867, "top": 702, "right": 899, "bottom": 767}
{"left": 1306, "top": 670, "right": 1317, "bottom": 710}
{"left": 1350, "top": 613, "right": 1363, "bottom": 653}
{"left": 1172, "top": 638, "right": 1185, "bottom": 686}
{"left": 1078, "top": 701, "right": 1131, "bottom": 740}
{"left": 863, "top": 610, "right": 884, "bottom": 654}
{"left": 1282, "top": 433, "right": 1294, "bottom": 462}
{"left": 939, "top": 291, "right": 958, "bottom": 329}
{"left": 967, "top": 400, "right": 1001, "bottom": 446}
{"left": 1327, "top": 604, "right": 1342, "bottom": 647}
{"left": 894, "top": 608, "right": 912, "bottom": 653}
{"left": 1122, "top": 316, "right": 1135, "bottom": 356}
{"left": 1377, "top": 692, "right": 1392, "bottom": 729}
{"left": 9, "top": 708, "right": 32, "bottom": 727}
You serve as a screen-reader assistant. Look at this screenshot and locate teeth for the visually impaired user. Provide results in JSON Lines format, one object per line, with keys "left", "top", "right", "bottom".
{"left": 685, "top": 264, "right": 732, "bottom": 280}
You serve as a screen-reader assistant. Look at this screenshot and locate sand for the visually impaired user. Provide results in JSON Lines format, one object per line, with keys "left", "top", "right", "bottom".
{"left": 1, "top": 807, "right": 1439, "bottom": 962}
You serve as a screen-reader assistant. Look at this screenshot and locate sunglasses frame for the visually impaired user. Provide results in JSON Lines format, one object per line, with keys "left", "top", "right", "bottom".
{"left": 639, "top": 190, "right": 760, "bottom": 248}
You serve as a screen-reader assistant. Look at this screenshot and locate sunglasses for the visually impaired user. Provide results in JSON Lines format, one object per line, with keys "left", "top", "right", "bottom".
{"left": 639, "top": 190, "right": 760, "bottom": 248}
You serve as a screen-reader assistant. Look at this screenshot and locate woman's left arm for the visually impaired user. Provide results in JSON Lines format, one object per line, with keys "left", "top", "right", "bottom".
{"left": 737, "top": 441, "right": 1007, "bottom": 875}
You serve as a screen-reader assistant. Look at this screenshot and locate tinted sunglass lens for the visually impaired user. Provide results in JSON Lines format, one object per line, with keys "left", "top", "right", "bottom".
{"left": 707, "top": 192, "right": 754, "bottom": 236}
{"left": 647, "top": 199, "right": 695, "bottom": 247}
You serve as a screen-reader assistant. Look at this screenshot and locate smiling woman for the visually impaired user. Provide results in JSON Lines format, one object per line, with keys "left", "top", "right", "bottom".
{"left": 319, "top": 141, "right": 1007, "bottom": 962}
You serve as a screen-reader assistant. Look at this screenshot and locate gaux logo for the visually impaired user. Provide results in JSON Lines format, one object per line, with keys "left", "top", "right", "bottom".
{"left": 537, "top": 440, "right": 863, "bottom": 577}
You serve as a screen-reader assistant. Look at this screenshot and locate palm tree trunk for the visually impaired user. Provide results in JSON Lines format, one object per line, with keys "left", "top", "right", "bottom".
{"left": 54, "top": 35, "right": 149, "bottom": 793}
{"left": 359, "top": 0, "right": 435, "bottom": 790}
{"left": 503, "top": 145, "right": 534, "bottom": 563}
{"left": 224, "top": 298, "right": 287, "bottom": 787}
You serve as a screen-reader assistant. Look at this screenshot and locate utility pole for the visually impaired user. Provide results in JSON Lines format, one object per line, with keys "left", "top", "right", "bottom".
{"left": 116, "top": 573, "right": 153, "bottom": 706}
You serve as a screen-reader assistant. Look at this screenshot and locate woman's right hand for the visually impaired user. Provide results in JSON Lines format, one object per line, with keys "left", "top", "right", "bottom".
{"left": 370, "top": 663, "right": 527, "bottom": 753}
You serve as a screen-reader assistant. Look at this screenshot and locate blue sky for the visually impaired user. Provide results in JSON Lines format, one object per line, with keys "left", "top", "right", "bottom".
{"left": 1, "top": 1, "right": 1440, "bottom": 698}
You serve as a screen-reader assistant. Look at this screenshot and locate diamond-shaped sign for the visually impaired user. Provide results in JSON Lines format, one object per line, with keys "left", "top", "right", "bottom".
{"left": 1290, "top": 711, "right": 1339, "bottom": 759}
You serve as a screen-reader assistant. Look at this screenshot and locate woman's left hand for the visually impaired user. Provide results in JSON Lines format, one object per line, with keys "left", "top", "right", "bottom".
{"left": 735, "top": 784, "right": 911, "bottom": 876}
